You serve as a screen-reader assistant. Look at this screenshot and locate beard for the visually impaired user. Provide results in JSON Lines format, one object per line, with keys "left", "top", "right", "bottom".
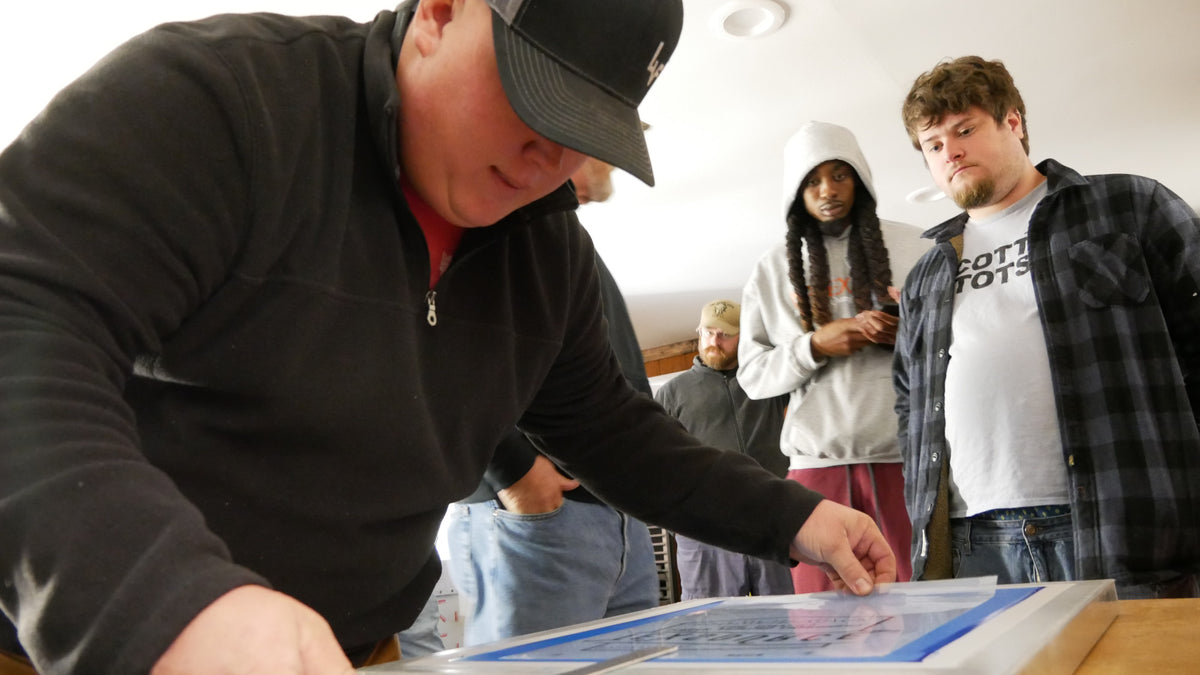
{"left": 951, "top": 176, "right": 996, "bottom": 210}
{"left": 817, "top": 215, "right": 851, "bottom": 237}
{"left": 700, "top": 346, "right": 737, "bottom": 371}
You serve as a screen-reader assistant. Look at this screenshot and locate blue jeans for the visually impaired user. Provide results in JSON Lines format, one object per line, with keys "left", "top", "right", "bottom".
{"left": 396, "top": 588, "right": 443, "bottom": 658}
{"left": 447, "top": 499, "right": 659, "bottom": 646}
{"left": 950, "top": 511, "right": 1075, "bottom": 584}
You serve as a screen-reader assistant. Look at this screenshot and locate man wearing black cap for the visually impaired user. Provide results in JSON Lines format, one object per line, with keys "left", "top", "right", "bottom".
{"left": 0, "top": 0, "right": 896, "bottom": 673}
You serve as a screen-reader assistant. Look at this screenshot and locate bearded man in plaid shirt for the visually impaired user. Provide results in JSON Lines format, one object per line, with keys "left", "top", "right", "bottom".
{"left": 894, "top": 55, "right": 1199, "bottom": 599}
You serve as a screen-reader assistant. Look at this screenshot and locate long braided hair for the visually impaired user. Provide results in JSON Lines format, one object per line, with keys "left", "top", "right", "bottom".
{"left": 785, "top": 170, "right": 893, "bottom": 332}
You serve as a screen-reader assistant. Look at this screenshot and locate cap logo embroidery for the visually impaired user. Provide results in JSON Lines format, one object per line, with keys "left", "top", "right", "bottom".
{"left": 646, "top": 42, "right": 666, "bottom": 86}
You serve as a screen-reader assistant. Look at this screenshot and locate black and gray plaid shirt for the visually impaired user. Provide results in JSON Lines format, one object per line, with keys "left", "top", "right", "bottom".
{"left": 895, "top": 159, "right": 1200, "bottom": 598}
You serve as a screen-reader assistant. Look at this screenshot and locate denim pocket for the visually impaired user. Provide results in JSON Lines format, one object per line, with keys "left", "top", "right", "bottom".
{"left": 1067, "top": 233, "right": 1149, "bottom": 308}
{"left": 493, "top": 502, "right": 565, "bottom": 523}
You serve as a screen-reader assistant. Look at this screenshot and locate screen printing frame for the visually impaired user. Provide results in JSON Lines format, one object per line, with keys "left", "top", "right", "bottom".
{"left": 361, "top": 579, "right": 1117, "bottom": 675}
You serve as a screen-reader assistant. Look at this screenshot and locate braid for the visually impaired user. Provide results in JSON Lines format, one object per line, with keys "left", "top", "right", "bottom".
{"left": 851, "top": 189, "right": 893, "bottom": 308}
{"left": 804, "top": 227, "right": 832, "bottom": 327}
{"left": 846, "top": 226, "right": 872, "bottom": 313}
{"left": 786, "top": 195, "right": 833, "bottom": 331}
{"left": 784, "top": 212, "right": 814, "bottom": 331}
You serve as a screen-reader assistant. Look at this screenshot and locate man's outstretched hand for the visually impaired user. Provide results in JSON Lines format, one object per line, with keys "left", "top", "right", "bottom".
{"left": 790, "top": 500, "right": 898, "bottom": 595}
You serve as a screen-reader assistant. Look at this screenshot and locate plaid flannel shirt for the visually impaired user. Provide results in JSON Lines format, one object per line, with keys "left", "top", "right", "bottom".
{"left": 895, "top": 159, "right": 1200, "bottom": 598}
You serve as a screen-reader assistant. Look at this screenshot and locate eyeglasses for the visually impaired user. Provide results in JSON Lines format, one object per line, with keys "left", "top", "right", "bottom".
{"left": 696, "top": 328, "right": 733, "bottom": 340}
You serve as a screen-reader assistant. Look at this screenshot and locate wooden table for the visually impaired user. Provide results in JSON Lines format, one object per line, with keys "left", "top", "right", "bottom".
{"left": 1074, "top": 599, "right": 1200, "bottom": 673}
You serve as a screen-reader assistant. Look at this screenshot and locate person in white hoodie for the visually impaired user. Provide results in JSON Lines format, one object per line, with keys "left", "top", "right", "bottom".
{"left": 738, "top": 121, "right": 927, "bottom": 593}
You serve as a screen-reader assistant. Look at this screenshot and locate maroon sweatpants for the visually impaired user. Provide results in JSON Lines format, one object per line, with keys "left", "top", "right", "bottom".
{"left": 787, "top": 462, "right": 913, "bottom": 593}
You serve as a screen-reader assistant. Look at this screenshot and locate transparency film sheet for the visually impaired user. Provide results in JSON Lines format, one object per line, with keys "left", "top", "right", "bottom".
{"left": 463, "top": 578, "right": 1040, "bottom": 665}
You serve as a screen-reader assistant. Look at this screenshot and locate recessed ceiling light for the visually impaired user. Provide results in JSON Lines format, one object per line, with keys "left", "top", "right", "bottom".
{"left": 711, "top": 0, "right": 788, "bottom": 40}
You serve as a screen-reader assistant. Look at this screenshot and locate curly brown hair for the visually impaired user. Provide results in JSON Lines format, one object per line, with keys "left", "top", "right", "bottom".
{"left": 784, "top": 171, "right": 893, "bottom": 332}
{"left": 902, "top": 55, "right": 1029, "bottom": 155}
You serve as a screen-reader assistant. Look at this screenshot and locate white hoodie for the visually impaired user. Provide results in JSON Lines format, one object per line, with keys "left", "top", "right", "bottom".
{"left": 737, "top": 121, "right": 928, "bottom": 469}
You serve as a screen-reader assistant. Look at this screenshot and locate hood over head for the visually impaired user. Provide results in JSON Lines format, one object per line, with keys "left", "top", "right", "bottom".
{"left": 782, "top": 121, "right": 875, "bottom": 218}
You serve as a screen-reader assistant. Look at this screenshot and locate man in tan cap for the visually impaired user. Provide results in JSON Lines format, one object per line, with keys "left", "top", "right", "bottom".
{"left": 655, "top": 301, "right": 793, "bottom": 599}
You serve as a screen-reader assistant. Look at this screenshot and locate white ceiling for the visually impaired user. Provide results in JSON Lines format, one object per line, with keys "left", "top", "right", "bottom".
{"left": 4, "top": 1, "right": 1198, "bottom": 349}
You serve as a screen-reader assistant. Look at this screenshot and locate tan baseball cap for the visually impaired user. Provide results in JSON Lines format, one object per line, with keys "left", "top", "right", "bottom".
{"left": 698, "top": 300, "right": 740, "bottom": 335}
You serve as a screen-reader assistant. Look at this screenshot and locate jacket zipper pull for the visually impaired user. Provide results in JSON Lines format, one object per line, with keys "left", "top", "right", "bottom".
{"left": 425, "top": 290, "right": 438, "bottom": 326}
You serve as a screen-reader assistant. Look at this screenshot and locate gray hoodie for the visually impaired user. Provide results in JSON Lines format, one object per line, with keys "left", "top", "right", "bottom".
{"left": 737, "top": 121, "right": 927, "bottom": 468}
